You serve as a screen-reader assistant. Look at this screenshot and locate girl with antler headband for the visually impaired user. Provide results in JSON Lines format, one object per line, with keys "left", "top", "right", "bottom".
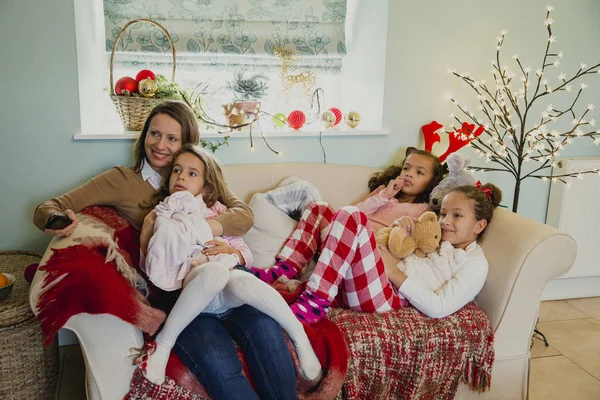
{"left": 252, "top": 148, "right": 445, "bottom": 322}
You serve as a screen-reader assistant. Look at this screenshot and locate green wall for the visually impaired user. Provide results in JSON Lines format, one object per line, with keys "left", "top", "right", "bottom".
{"left": 1, "top": 0, "right": 599, "bottom": 252}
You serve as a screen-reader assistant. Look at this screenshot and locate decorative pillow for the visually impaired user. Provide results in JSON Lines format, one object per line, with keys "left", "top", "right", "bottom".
{"left": 242, "top": 193, "right": 298, "bottom": 268}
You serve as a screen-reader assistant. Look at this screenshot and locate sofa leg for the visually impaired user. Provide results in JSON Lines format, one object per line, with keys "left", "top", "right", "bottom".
{"left": 533, "top": 328, "right": 550, "bottom": 347}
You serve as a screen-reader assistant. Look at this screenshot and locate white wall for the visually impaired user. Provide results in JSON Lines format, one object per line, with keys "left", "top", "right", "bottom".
{"left": 1, "top": 0, "right": 599, "bottom": 252}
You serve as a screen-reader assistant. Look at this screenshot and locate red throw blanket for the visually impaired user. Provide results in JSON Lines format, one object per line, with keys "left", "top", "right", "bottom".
{"left": 35, "top": 207, "right": 349, "bottom": 399}
{"left": 35, "top": 206, "right": 494, "bottom": 399}
{"left": 328, "top": 304, "right": 494, "bottom": 398}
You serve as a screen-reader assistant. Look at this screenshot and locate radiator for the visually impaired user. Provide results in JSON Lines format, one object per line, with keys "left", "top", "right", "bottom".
{"left": 543, "top": 157, "right": 600, "bottom": 300}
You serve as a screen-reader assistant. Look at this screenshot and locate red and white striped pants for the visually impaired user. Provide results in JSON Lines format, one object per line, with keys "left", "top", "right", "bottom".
{"left": 278, "top": 202, "right": 407, "bottom": 313}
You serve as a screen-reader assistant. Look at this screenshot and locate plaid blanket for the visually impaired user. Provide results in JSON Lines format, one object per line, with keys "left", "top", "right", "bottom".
{"left": 35, "top": 206, "right": 494, "bottom": 399}
{"left": 329, "top": 304, "right": 494, "bottom": 399}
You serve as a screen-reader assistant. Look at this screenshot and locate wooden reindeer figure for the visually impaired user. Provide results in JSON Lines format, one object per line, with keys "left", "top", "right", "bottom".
{"left": 222, "top": 103, "right": 244, "bottom": 131}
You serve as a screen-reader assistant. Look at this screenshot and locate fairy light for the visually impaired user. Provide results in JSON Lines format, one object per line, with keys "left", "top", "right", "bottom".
{"left": 444, "top": 5, "right": 600, "bottom": 211}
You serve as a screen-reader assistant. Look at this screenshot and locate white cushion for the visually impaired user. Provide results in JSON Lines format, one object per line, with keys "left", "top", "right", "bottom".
{"left": 242, "top": 193, "right": 298, "bottom": 268}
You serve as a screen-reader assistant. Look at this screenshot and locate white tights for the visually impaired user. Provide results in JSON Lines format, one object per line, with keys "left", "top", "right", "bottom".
{"left": 143, "top": 262, "right": 322, "bottom": 386}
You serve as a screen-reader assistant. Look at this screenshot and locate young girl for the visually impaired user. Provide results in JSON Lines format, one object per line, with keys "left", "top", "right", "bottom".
{"left": 388, "top": 183, "right": 502, "bottom": 318}
{"left": 139, "top": 145, "right": 322, "bottom": 387}
{"left": 252, "top": 148, "right": 445, "bottom": 323}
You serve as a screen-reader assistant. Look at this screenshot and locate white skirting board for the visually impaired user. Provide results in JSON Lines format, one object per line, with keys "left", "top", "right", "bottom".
{"left": 542, "top": 275, "right": 600, "bottom": 301}
{"left": 543, "top": 157, "right": 600, "bottom": 300}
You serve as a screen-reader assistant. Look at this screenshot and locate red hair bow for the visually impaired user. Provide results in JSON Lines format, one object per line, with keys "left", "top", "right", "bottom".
{"left": 475, "top": 181, "right": 493, "bottom": 201}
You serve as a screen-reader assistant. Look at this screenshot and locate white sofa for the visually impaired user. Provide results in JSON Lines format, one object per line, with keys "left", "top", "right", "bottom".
{"left": 29, "top": 163, "right": 577, "bottom": 400}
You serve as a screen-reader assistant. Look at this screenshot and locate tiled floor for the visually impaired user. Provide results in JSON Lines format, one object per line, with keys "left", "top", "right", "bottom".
{"left": 530, "top": 297, "right": 600, "bottom": 400}
{"left": 55, "top": 297, "right": 600, "bottom": 399}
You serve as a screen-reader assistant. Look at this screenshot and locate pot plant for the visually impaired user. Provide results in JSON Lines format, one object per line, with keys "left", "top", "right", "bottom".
{"left": 225, "top": 71, "right": 269, "bottom": 124}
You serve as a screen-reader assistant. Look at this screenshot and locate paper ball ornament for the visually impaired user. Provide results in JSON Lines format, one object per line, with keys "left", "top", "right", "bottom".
{"left": 345, "top": 111, "right": 361, "bottom": 128}
{"left": 272, "top": 113, "right": 287, "bottom": 128}
{"left": 322, "top": 111, "right": 335, "bottom": 128}
{"left": 287, "top": 110, "right": 306, "bottom": 130}
{"left": 138, "top": 78, "right": 158, "bottom": 98}
{"left": 328, "top": 107, "right": 342, "bottom": 126}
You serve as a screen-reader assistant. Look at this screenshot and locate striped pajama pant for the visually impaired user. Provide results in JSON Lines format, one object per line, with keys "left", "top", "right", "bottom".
{"left": 278, "top": 202, "right": 407, "bottom": 313}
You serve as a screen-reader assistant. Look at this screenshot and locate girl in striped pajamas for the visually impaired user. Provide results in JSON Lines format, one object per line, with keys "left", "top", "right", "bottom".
{"left": 252, "top": 148, "right": 444, "bottom": 323}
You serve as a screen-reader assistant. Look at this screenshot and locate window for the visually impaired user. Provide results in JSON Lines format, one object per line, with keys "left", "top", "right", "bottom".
{"left": 73, "top": 0, "right": 390, "bottom": 139}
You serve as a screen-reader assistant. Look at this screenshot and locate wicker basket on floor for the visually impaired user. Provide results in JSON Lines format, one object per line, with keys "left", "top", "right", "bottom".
{"left": 110, "top": 18, "right": 176, "bottom": 131}
{"left": 0, "top": 251, "right": 59, "bottom": 400}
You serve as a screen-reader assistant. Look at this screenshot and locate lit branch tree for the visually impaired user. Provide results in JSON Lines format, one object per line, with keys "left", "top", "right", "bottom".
{"left": 447, "top": 5, "right": 600, "bottom": 212}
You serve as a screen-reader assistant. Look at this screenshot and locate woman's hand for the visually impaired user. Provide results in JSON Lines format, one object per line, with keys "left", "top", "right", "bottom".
{"left": 202, "top": 238, "right": 244, "bottom": 264}
{"left": 381, "top": 176, "right": 405, "bottom": 200}
{"left": 392, "top": 216, "right": 417, "bottom": 236}
{"left": 140, "top": 210, "right": 157, "bottom": 256}
{"left": 44, "top": 210, "right": 79, "bottom": 238}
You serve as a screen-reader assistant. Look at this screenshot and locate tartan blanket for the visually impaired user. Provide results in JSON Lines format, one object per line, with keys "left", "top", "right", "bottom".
{"left": 329, "top": 304, "right": 494, "bottom": 399}
{"left": 35, "top": 206, "right": 494, "bottom": 399}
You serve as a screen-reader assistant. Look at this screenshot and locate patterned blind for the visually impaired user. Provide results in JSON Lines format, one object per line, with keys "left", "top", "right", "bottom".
{"left": 104, "top": 0, "right": 347, "bottom": 73}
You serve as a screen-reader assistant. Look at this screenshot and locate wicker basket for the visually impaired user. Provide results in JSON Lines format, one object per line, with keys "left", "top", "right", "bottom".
{"left": 0, "top": 251, "right": 59, "bottom": 400}
{"left": 110, "top": 18, "right": 176, "bottom": 131}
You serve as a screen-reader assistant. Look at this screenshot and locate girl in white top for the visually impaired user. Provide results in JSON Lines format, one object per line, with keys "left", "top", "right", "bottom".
{"left": 387, "top": 183, "right": 502, "bottom": 319}
{"left": 139, "top": 145, "right": 321, "bottom": 386}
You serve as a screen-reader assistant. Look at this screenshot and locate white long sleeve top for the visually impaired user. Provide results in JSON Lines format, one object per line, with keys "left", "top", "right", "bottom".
{"left": 398, "top": 241, "right": 488, "bottom": 319}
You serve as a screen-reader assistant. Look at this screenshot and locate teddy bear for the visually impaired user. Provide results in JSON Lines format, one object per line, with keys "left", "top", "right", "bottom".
{"left": 429, "top": 152, "right": 476, "bottom": 211}
{"left": 375, "top": 211, "right": 441, "bottom": 259}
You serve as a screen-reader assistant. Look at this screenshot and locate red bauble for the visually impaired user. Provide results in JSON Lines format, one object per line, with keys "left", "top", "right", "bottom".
{"left": 135, "top": 69, "right": 156, "bottom": 82}
{"left": 287, "top": 110, "right": 306, "bottom": 130}
{"left": 115, "top": 77, "right": 138, "bottom": 96}
{"left": 329, "top": 107, "right": 342, "bottom": 126}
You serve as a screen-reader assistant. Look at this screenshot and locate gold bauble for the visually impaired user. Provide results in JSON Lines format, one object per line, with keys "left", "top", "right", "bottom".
{"left": 139, "top": 78, "right": 158, "bottom": 98}
{"left": 345, "top": 111, "right": 361, "bottom": 128}
{"left": 322, "top": 111, "right": 336, "bottom": 129}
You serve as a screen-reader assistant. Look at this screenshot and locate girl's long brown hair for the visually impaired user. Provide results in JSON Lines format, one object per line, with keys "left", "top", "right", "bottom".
{"left": 368, "top": 147, "right": 444, "bottom": 204}
{"left": 145, "top": 144, "right": 227, "bottom": 209}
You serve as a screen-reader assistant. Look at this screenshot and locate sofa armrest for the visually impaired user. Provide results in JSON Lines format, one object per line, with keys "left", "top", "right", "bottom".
{"left": 66, "top": 314, "right": 143, "bottom": 400}
{"left": 30, "top": 261, "right": 143, "bottom": 400}
{"left": 477, "top": 208, "right": 576, "bottom": 358}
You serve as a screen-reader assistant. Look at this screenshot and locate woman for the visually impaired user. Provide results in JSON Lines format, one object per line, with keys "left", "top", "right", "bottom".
{"left": 33, "top": 100, "right": 297, "bottom": 399}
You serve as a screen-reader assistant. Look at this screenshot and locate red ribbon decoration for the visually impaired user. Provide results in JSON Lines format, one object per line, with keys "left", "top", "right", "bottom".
{"left": 475, "top": 180, "right": 493, "bottom": 201}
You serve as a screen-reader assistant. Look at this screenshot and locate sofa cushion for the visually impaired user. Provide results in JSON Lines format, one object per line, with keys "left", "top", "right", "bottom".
{"left": 242, "top": 193, "right": 298, "bottom": 268}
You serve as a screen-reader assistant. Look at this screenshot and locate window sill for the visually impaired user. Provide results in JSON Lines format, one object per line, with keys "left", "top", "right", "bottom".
{"left": 73, "top": 129, "right": 390, "bottom": 140}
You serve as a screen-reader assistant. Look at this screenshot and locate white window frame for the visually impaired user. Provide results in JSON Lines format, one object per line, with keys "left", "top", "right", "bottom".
{"left": 73, "top": 0, "right": 390, "bottom": 140}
